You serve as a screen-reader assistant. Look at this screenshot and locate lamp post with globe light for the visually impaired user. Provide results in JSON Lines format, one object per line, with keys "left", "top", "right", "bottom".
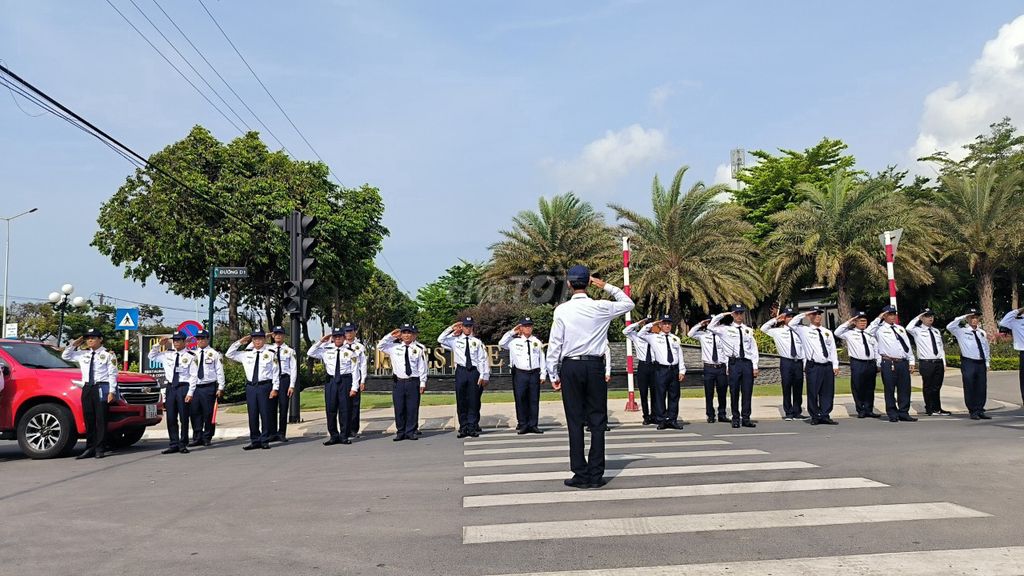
{"left": 48, "top": 284, "right": 87, "bottom": 346}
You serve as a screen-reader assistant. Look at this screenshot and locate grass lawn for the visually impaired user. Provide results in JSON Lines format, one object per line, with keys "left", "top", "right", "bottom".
{"left": 229, "top": 377, "right": 877, "bottom": 413}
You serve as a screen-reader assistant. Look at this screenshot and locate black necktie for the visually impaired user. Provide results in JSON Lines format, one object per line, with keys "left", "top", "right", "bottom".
{"left": 197, "top": 348, "right": 205, "bottom": 380}
{"left": 465, "top": 337, "right": 474, "bottom": 369}
{"left": 276, "top": 347, "right": 282, "bottom": 372}
{"left": 860, "top": 331, "right": 869, "bottom": 359}
{"left": 404, "top": 345, "right": 412, "bottom": 375}
{"left": 665, "top": 334, "right": 674, "bottom": 364}
{"left": 892, "top": 326, "right": 909, "bottom": 353}
{"left": 88, "top": 350, "right": 96, "bottom": 385}
{"left": 816, "top": 328, "right": 829, "bottom": 360}
{"left": 334, "top": 346, "right": 341, "bottom": 379}
{"left": 251, "top": 350, "right": 260, "bottom": 384}
{"left": 172, "top": 352, "right": 180, "bottom": 385}
{"left": 930, "top": 329, "right": 938, "bottom": 355}
{"left": 789, "top": 329, "right": 797, "bottom": 358}
{"left": 973, "top": 330, "right": 986, "bottom": 362}
{"left": 738, "top": 327, "right": 746, "bottom": 359}
{"left": 526, "top": 338, "right": 532, "bottom": 368}
{"left": 711, "top": 333, "right": 719, "bottom": 363}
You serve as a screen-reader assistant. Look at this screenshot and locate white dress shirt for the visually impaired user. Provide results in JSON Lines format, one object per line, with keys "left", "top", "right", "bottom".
{"left": 759, "top": 319, "right": 805, "bottom": 360}
{"left": 866, "top": 318, "right": 916, "bottom": 366}
{"left": 707, "top": 313, "right": 760, "bottom": 369}
{"left": 546, "top": 283, "right": 635, "bottom": 381}
{"left": 192, "top": 345, "right": 227, "bottom": 390}
{"left": 946, "top": 315, "right": 991, "bottom": 368}
{"left": 787, "top": 314, "right": 839, "bottom": 369}
{"left": 347, "top": 339, "right": 369, "bottom": 385}
{"left": 62, "top": 345, "right": 119, "bottom": 393}
{"left": 621, "top": 323, "right": 652, "bottom": 363}
{"left": 687, "top": 324, "right": 728, "bottom": 365}
{"left": 498, "top": 330, "right": 548, "bottom": 380}
{"left": 147, "top": 346, "right": 199, "bottom": 396}
{"left": 266, "top": 343, "right": 299, "bottom": 389}
{"left": 226, "top": 341, "right": 281, "bottom": 391}
{"left": 998, "top": 310, "right": 1024, "bottom": 351}
{"left": 906, "top": 315, "right": 947, "bottom": 365}
{"left": 377, "top": 337, "right": 429, "bottom": 387}
{"left": 632, "top": 324, "right": 686, "bottom": 374}
{"left": 307, "top": 341, "right": 360, "bottom": 391}
{"left": 834, "top": 324, "right": 877, "bottom": 361}
{"left": 604, "top": 342, "right": 612, "bottom": 378}
{"left": 438, "top": 328, "right": 491, "bottom": 380}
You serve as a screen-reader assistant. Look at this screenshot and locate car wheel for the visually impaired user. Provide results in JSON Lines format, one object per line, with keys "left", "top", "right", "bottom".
{"left": 17, "top": 403, "right": 76, "bottom": 459}
{"left": 107, "top": 426, "right": 146, "bottom": 449}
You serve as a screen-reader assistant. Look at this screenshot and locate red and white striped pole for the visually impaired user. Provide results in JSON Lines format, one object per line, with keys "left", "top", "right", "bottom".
{"left": 884, "top": 230, "right": 898, "bottom": 310}
{"left": 122, "top": 329, "right": 130, "bottom": 371}
{"left": 622, "top": 236, "right": 638, "bottom": 411}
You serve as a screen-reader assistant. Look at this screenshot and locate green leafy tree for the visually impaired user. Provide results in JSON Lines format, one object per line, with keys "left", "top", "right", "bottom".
{"left": 416, "top": 261, "right": 484, "bottom": 344}
{"left": 336, "top": 266, "right": 417, "bottom": 344}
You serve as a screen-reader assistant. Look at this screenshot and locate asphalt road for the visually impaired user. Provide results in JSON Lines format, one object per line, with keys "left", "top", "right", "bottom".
{"left": 1, "top": 378, "right": 1022, "bottom": 576}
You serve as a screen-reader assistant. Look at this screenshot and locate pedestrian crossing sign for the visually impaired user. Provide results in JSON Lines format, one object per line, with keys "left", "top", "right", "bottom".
{"left": 115, "top": 308, "right": 139, "bottom": 331}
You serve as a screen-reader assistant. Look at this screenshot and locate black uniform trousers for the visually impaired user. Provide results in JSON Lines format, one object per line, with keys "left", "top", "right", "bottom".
{"left": 880, "top": 358, "right": 912, "bottom": 418}
{"left": 702, "top": 363, "right": 728, "bottom": 419}
{"left": 849, "top": 358, "right": 878, "bottom": 416}
{"left": 270, "top": 374, "right": 291, "bottom": 439}
{"left": 728, "top": 358, "right": 754, "bottom": 421}
{"left": 245, "top": 380, "right": 273, "bottom": 444}
{"left": 960, "top": 358, "right": 988, "bottom": 415}
{"left": 635, "top": 361, "right": 655, "bottom": 419}
{"left": 918, "top": 359, "right": 945, "bottom": 413}
{"left": 392, "top": 377, "right": 420, "bottom": 438}
{"left": 656, "top": 364, "right": 681, "bottom": 424}
{"left": 81, "top": 382, "right": 108, "bottom": 451}
{"left": 191, "top": 383, "right": 217, "bottom": 443}
{"left": 650, "top": 363, "right": 668, "bottom": 423}
{"left": 779, "top": 357, "right": 804, "bottom": 418}
{"left": 805, "top": 361, "right": 835, "bottom": 421}
{"left": 165, "top": 384, "right": 190, "bottom": 449}
{"left": 349, "top": 388, "right": 361, "bottom": 437}
{"left": 325, "top": 374, "right": 353, "bottom": 441}
{"left": 1018, "top": 351, "right": 1023, "bottom": 404}
{"left": 455, "top": 365, "right": 482, "bottom": 432}
{"left": 559, "top": 357, "right": 608, "bottom": 482}
{"left": 512, "top": 368, "right": 542, "bottom": 430}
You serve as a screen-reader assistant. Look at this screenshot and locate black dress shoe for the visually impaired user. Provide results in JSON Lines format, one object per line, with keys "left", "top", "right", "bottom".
{"left": 888, "top": 417, "right": 899, "bottom": 422}
{"left": 517, "top": 428, "right": 528, "bottom": 435}
{"left": 731, "top": 420, "right": 740, "bottom": 429}
{"left": 469, "top": 431, "right": 480, "bottom": 438}
{"left": 406, "top": 435, "right": 418, "bottom": 440}
{"left": 868, "top": 412, "right": 882, "bottom": 418}
{"left": 94, "top": 450, "right": 106, "bottom": 459}
{"left": 340, "top": 438, "right": 352, "bottom": 445}
{"left": 180, "top": 447, "right": 190, "bottom": 454}
{"left": 456, "top": 431, "right": 467, "bottom": 438}
{"left": 202, "top": 440, "right": 211, "bottom": 446}
{"left": 810, "top": 419, "right": 820, "bottom": 425}
{"left": 586, "top": 477, "right": 608, "bottom": 489}
{"left": 792, "top": 414, "right": 805, "bottom": 420}
{"left": 822, "top": 418, "right": 838, "bottom": 425}
{"left": 898, "top": 416, "right": 918, "bottom": 422}
{"left": 857, "top": 413, "right": 867, "bottom": 419}
{"left": 707, "top": 416, "right": 716, "bottom": 423}
{"left": 76, "top": 448, "right": 96, "bottom": 460}
{"left": 668, "top": 421, "right": 684, "bottom": 430}
{"left": 279, "top": 436, "right": 290, "bottom": 442}
{"left": 718, "top": 415, "right": 729, "bottom": 422}
{"left": 323, "top": 438, "right": 340, "bottom": 446}
{"left": 642, "top": 417, "right": 652, "bottom": 425}
{"left": 563, "top": 477, "right": 588, "bottom": 488}
{"left": 268, "top": 435, "right": 281, "bottom": 442}
{"left": 978, "top": 413, "right": 992, "bottom": 419}
{"left": 242, "top": 443, "right": 258, "bottom": 450}
{"left": 393, "top": 435, "right": 405, "bottom": 442}
{"left": 741, "top": 420, "right": 756, "bottom": 428}
{"left": 261, "top": 443, "right": 271, "bottom": 449}
{"left": 528, "top": 427, "right": 544, "bottom": 434}
{"left": 937, "top": 410, "right": 952, "bottom": 415}
{"left": 161, "top": 447, "right": 180, "bottom": 455}
{"left": 187, "top": 440, "right": 202, "bottom": 447}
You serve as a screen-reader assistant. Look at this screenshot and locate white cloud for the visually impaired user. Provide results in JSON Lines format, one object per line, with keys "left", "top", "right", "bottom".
{"left": 910, "top": 15, "right": 1024, "bottom": 166}
{"left": 543, "top": 124, "right": 668, "bottom": 193}
{"left": 649, "top": 84, "right": 674, "bottom": 111}
{"left": 713, "top": 163, "right": 735, "bottom": 186}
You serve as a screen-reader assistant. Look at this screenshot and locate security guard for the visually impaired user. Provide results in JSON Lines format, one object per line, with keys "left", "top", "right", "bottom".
{"left": 546, "top": 266, "right": 634, "bottom": 489}
{"left": 307, "top": 327, "right": 359, "bottom": 445}
{"left": 439, "top": 317, "right": 490, "bottom": 438}
{"left": 634, "top": 315, "right": 685, "bottom": 429}
{"left": 267, "top": 326, "right": 298, "bottom": 442}
{"left": 148, "top": 331, "right": 198, "bottom": 454}
{"left": 760, "top": 307, "right": 805, "bottom": 420}
{"left": 867, "top": 306, "right": 917, "bottom": 423}
{"left": 499, "top": 317, "right": 548, "bottom": 434}
{"left": 835, "top": 311, "right": 881, "bottom": 418}
{"left": 789, "top": 308, "right": 839, "bottom": 425}
{"left": 709, "top": 305, "right": 759, "bottom": 428}
{"left": 908, "top": 309, "right": 950, "bottom": 415}
{"left": 689, "top": 316, "right": 729, "bottom": 423}
{"left": 947, "top": 309, "right": 992, "bottom": 419}
{"left": 622, "top": 317, "right": 655, "bottom": 424}
{"left": 378, "top": 324, "right": 428, "bottom": 441}
{"left": 998, "top": 307, "right": 1024, "bottom": 405}
{"left": 341, "top": 323, "right": 368, "bottom": 439}
{"left": 226, "top": 329, "right": 280, "bottom": 450}
{"left": 62, "top": 328, "right": 119, "bottom": 459}
{"left": 188, "top": 330, "right": 225, "bottom": 447}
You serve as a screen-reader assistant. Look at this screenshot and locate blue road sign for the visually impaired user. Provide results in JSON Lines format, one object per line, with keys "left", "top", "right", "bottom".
{"left": 115, "top": 308, "right": 140, "bottom": 331}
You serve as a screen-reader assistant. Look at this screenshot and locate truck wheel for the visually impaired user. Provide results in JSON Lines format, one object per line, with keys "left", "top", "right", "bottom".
{"left": 17, "top": 403, "right": 76, "bottom": 459}
{"left": 107, "top": 426, "right": 146, "bottom": 449}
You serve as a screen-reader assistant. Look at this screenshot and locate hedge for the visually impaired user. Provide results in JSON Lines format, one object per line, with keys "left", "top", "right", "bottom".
{"left": 944, "top": 355, "right": 1019, "bottom": 371}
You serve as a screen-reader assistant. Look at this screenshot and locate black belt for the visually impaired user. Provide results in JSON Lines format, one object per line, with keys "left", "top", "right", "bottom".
{"left": 247, "top": 379, "right": 272, "bottom": 386}
{"left": 728, "top": 357, "right": 752, "bottom": 363}
{"left": 880, "top": 356, "right": 908, "bottom": 363}
{"left": 564, "top": 355, "right": 604, "bottom": 362}
{"left": 919, "top": 358, "right": 944, "bottom": 363}
{"left": 515, "top": 367, "right": 541, "bottom": 373}
{"left": 83, "top": 381, "right": 109, "bottom": 386}
{"left": 456, "top": 364, "right": 479, "bottom": 371}
{"left": 196, "top": 382, "right": 217, "bottom": 388}
{"left": 962, "top": 357, "right": 986, "bottom": 364}
{"left": 808, "top": 361, "right": 832, "bottom": 367}
{"left": 850, "top": 357, "right": 875, "bottom": 363}
{"left": 656, "top": 363, "right": 680, "bottom": 368}
{"left": 704, "top": 362, "right": 725, "bottom": 369}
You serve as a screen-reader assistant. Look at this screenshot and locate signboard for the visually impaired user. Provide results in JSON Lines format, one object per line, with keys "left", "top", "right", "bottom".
{"left": 878, "top": 228, "right": 904, "bottom": 253}
{"left": 177, "top": 320, "right": 204, "bottom": 350}
{"left": 214, "top": 267, "right": 248, "bottom": 279}
{"left": 4, "top": 323, "right": 17, "bottom": 338}
{"left": 115, "top": 308, "right": 140, "bottom": 331}
{"left": 139, "top": 333, "right": 171, "bottom": 376}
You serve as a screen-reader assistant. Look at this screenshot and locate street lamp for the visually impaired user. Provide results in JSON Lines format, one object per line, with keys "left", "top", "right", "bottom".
{"left": 2, "top": 207, "right": 39, "bottom": 336}
{"left": 48, "top": 284, "right": 87, "bottom": 346}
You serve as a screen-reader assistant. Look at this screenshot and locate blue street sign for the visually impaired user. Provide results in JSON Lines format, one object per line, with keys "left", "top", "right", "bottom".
{"left": 115, "top": 308, "right": 140, "bottom": 331}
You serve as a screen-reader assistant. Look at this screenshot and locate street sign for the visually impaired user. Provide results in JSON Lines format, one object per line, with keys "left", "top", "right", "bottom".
{"left": 177, "top": 320, "right": 203, "bottom": 349}
{"left": 115, "top": 308, "right": 140, "bottom": 331}
{"left": 878, "top": 228, "right": 904, "bottom": 253}
{"left": 214, "top": 267, "right": 248, "bottom": 279}
{"left": 4, "top": 322, "right": 17, "bottom": 338}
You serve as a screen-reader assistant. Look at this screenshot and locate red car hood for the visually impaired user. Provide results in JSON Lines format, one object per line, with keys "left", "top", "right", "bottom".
{"left": 42, "top": 368, "right": 156, "bottom": 383}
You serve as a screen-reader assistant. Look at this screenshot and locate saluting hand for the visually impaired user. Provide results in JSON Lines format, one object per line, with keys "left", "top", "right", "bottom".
{"left": 320, "top": 334, "right": 331, "bottom": 343}
{"left": 589, "top": 276, "right": 606, "bottom": 289}
{"left": 240, "top": 335, "right": 252, "bottom": 344}
{"left": 72, "top": 336, "right": 85, "bottom": 347}
{"left": 390, "top": 328, "right": 401, "bottom": 338}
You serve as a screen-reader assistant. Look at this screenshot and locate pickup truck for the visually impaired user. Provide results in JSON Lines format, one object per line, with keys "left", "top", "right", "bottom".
{"left": 0, "top": 339, "right": 163, "bottom": 459}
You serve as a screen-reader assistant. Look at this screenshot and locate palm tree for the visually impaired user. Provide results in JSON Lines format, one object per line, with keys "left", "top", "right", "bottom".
{"left": 486, "top": 192, "right": 617, "bottom": 300}
{"left": 609, "top": 166, "right": 762, "bottom": 317}
{"left": 932, "top": 165, "right": 1024, "bottom": 334}
{"left": 766, "top": 173, "right": 936, "bottom": 319}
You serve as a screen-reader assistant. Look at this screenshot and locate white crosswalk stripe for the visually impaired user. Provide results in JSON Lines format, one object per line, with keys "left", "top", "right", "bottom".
{"left": 464, "top": 440, "right": 729, "bottom": 456}
{"left": 465, "top": 460, "right": 818, "bottom": 484}
{"left": 465, "top": 433, "right": 700, "bottom": 446}
{"left": 464, "top": 449, "right": 769, "bottom": 468}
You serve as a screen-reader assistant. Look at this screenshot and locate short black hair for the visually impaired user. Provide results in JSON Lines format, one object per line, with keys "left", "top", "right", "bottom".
{"left": 569, "top": 278, "right": 588, "bottom": 290}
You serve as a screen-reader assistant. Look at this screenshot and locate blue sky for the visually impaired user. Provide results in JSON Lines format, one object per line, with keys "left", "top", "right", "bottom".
{"left": 2, "top": 1, "right": 1023, "bottom": 327}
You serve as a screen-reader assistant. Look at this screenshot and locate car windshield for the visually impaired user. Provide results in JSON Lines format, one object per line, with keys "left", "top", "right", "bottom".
{"left": 1, "top": 342, "right": 76, "bottom": 369}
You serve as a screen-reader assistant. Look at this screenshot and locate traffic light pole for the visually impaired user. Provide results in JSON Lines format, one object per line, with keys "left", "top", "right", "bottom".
{"left": 277, "top": 209, "right": 317, "bottom": 424}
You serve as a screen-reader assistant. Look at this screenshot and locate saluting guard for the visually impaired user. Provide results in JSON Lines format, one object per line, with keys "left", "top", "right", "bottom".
{"left": 689, "top": 316, "right": 729, "bottom": 423}
{"left": 708, "top": 305, "right": 759, "bottom": 428}
{"left": 342, "top": 324, "right": 369, "bottom": 439}
{"left": 760, "top": 307, "right": 806, "bottom": 421}
{"left": 148, "top": 331, "right": 198, "bottom": 454}
{"left": 630, "top": 316, "right": 685, "bottom": 430}
{"left": 439, "top": 317, "right": 490, "bottom": 438}
{"left": 378, "top": 324, "right": 428, "bottom": 441}
{"left": 189, "top": 330, "right": 225, "bottom": 447}
{"left": 62, "top": 328, "right": 119, "bottom": 459}
{"left": 267, "top": 326, "right": 298, "bottom": 442}
{"left": 622, "top": 318, "right": 655, "bottom": 424}
{"left": 498, "top": 317, "right": 547, "bottom": 434}
{"left": 947, "top": 309, "right": 992, "bottom": 419}
{"left": 307, "top": 327, "right": 359, "bottom": 445}
{"left": 908, "top": 309, "right": 950, "bottom": 415}
{"left": 226, "top": 330, "right": 281, "bottom": 450}
{"left": 835, "top": 311, "right": 881, "bottom": 418}
{"left": 998, "top": 307, "right": 1024, "bottom": 405}
{"left": 867, "top": 306, "right": 917, "bottom": 423}
{"left": 789, "top": 308, "right": 839, "bottom": 425}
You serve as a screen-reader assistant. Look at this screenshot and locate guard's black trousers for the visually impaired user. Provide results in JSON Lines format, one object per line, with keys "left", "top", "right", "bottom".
{"left": 325, "top": 374, "right": 353, "bottom": 441}
{"left": 918, "top": 359, "right": 945, "bottom": 413}
{"left": 880, "top": 359, "right": 911, "bottom": 418}
{"left": 393, "top": 377, "right": 420, "bottom": 438}
{"left": 635, "top": 361, "right": 654, "bottom": 419}
{"left": 779, "top": 357, "right": 804, "bottom": 418}
{"left": 703, "top": 364, "right": 728, "bottom": 418}
{"left": 805, "top": 362, "right": 835, "bottom": 420}
{"left": 269, "top": 374, "right": 291, "bottom": 439}
{"left": 455, "top": 366, "right": 482, "bottom": 432}
{"left": 655, "top": 364, "right": 681, "bottom": 423}
{"left": 960, "top": 358, "right": 988, "bottom": 415}
{"left": 728, "top": 358, "right": 754, "bottom": 421}
{"left": 1018, "top": 351, "right": 1023, "bottom": 405}
{"left": 849, "top": 358, "right": 877, "bottom": 416}
{"left": 165, "top": 384, "right": 190, "bottom": 449}
{"left": 513, "top": 368, "right": 541, "bottom": 430}
{"left": 81, "top": 382, "right": 108, "bottom": 451}
{"left": 559, "top": 357, "right": 607, "bottom": 482}
{"left": 191, "top": 384, "right": 217, "bottom": 443}
{"left": 246, "top": 381, "right": 273, "bottom": 444}
{"left": 349, "top": 388, "right": 361, "bottom": 437}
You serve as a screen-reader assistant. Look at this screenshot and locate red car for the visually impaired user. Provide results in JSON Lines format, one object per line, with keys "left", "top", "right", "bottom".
{"left": 0, "top": 339, "right": 163, "bottom": 459}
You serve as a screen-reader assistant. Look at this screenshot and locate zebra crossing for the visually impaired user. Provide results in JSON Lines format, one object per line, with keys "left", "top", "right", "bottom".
{"left": 460, "top": 424, "right": 1008, "bottom": 575}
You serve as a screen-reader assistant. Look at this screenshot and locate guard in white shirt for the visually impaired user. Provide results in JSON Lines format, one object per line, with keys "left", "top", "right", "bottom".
{"left": 546, "top": 266, "right": 634, "bottom": 489}
{"left": 907, "top": 309, "right": 950, "bottom": 415}
{"left": 867, "top": 306, "right": 917, "bottom": 423}
{"left": 760, "top": 307, "right": 805, "bottom": 421}
{"left": 998, "top": 307, "right": 1024, "bottom": 404}
{"left": 62, "top": 328, "right": 119, "bottom": 459}
{"left": 634, "top": 315, "right": 685, "bottom": 430}
{"left": 188, "top": 330, "right": 225, "bottom": 447}
{"left": 439, "top": 317, "right": 490, "bottom": 438}
{"left": 341, "top": 324, "right": 368, "bottom": 439}
{"left": 622, "top": 317, "right": 655, "bottom": 424}
{"left": 498, "top": 317, "right": 547, "bottom": 434}
{"left": 709, "top": 304, "right": 759, "bottom": 429}
{"left": 947, "top": 309, "right": 992, "bottom": 419}
{"left": 226, "top": 329, "right": 281, "bottom": 450}
{"left": 267, "top": 326, "right": 298, "bottom": 443}
{"left": 378, "top": 324, "right": 429, "bottom": 441}
{"left": 308, "top": 327, "right": 359, "bottom": 445}
{"left": 148, "top": 331, "right": 198, "bottom": 454}
{"left": 835, "top": 311, "right": 881, "bottom": 419}
{"left": 789, "top": 308, "right": 839, "bottom": 425}
{"left": 689, "top": 316, "right": 730, "bottom": 423}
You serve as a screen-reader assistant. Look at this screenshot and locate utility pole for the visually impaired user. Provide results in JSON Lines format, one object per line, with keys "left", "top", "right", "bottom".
{"left": 276, "top": 210, "right": 318, "bottom": 423}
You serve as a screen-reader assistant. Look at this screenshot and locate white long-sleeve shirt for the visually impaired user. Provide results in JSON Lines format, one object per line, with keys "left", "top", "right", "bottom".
{"left": 498, "top": 330, "right": 547, "bottom": 380}
{"left": 348, "top": 339, "right": 368, "bottom": 385}
{"left": 62, "top": 345, "right": 119, "bottom": 393}
{"left": 438, "top": 327, "right": 491, "bottom": 380}
{"left": 377, "top": 336, "right": 429, "bottom": 387}
{"left": 621, "top": 322, "right": 652, "bottom": 363}
{"left": 604, "top": 342, "right": 612, "bottom": 378}
{"left": 307, "top": 341, "right": 360, "bottom": 391}
{"left": 906, "top": 315, "right": 946, "bottom": 365}
{"left": 192, "top": 345, "right": 226, "bottom": 390}
{"left": 759, "top": 318, "right": 804, "bottom": 360}
{"left": 866, "top": 318, "right": 916, "bottom": 367}
{"left": 266, "top": 343, "right": 298, "bottom": 389}
{"left": 999, "top": 310, "right": 1024, "bottom": 351}
{"left": 687, "top": 324, "right": 728, "bottom": 365}
{"left": 633, "top": 324, "right": 685, "bottom": 374}
{"left": 788, "top": 314, "right": 839, "bottom": 369}
{"left": 834, "top": 324, "right": 877, "bottom": 361}
{"left": 946, "top": 315, "right": 991, "bottom": 368}
{"left": 546, "top": 283, "right": 635, "bottom": 381}
{"left": 226, "top": 341, "right": 281, "bottom": 391}
{"left": 707, "top": 313, "right": 760, "bottom": 369}
{"left": 147, "top": 346, "right": 199, "bottom": 396}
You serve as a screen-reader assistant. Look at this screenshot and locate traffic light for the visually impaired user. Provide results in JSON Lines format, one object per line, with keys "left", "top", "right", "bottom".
{"left": 282, "top": 280, "right": 302, "bottom": 315}
{"left": 298, "top": 214, "right": 317, "bottom": 299}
